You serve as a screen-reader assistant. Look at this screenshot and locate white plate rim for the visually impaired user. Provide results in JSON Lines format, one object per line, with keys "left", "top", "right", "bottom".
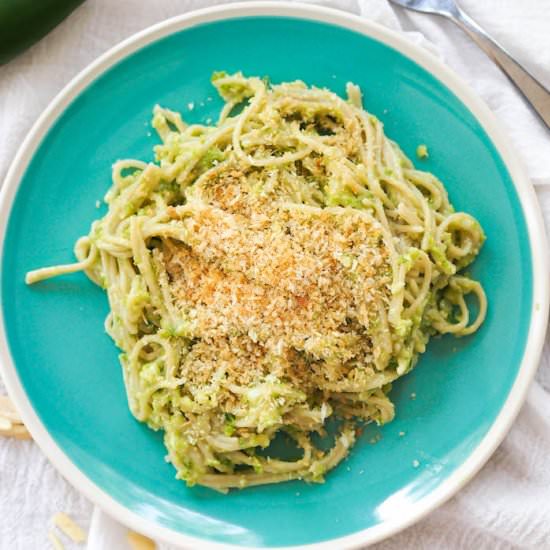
{"left": 0, "top": 3, "right": 548, "bottom": 549}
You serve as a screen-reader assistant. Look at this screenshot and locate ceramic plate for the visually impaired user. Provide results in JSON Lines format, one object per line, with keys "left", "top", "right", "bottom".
{"left": 0, "top": 3, "right": 548, "bottom": 548}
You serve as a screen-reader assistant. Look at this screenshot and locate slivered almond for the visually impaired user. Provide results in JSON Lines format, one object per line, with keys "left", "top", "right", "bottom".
{"left": 12, "top": 425, "right": 32, "bottom": 440}
{"left": 0, "top": 395, "right": 16, "bottom": 412}
{"left": 0, "top": 417, "right": 12, "bottom": 431}
{"left": 48, "top": 531, "right": 65, "bottom": 550}
{"left": 52, "top": 512, "right": 86, "bottom": 543}
{"left": 0, "top": 423, "right": 31, "bottom": 440}
{"left": 0, "top": 395, "right": 26, "bottom": 427}
{"left": 0, "top": 408, "right": 22, "bottom": 422}
{"left": 127, "top": 530, "right": 156, "bottom": 550}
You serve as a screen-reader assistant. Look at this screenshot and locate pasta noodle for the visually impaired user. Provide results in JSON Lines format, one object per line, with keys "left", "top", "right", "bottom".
{"left": 26, "top": 72, "right": 486, "bottom": 491}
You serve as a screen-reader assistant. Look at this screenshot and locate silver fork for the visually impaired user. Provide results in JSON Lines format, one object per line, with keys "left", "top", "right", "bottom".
{"left": 388, "top": 0, "right": 550, "bottom": 129}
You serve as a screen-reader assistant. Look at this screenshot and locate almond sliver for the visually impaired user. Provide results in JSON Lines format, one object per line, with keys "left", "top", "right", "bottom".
{"left": 0, "top": 395, "right": 16, "bottom": 412}
{"left": 48, "top": 531, "right": 65, "bottom": 550}
{"left": 0, "top": 395, "right": 23, "bottom": 423}
{"left": 52, "top": 512, "right": 86, "bottom": 543}
{"left": 12, "top": 426, "right": 32, "bottom": 440}
{"left": 127, "top": 530, "right": 156, "bottom": 550}
{"left": 0, "top": 424, "right": 31, "bottom": 440}
{"left": 0, "top": 416, "right": 12, "bottom": 431}
{"left": 0, "top": 409, "right": 23, "bottom": 423}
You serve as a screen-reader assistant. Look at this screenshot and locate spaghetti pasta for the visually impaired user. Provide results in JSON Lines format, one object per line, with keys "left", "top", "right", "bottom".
{"left": 26, "top": 72, "right": 486, "bottom": 491}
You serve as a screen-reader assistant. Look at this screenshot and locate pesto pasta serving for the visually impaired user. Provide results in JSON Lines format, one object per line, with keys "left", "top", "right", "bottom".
{"left": 26, "top": 72, "right": 487, "bottom": 491}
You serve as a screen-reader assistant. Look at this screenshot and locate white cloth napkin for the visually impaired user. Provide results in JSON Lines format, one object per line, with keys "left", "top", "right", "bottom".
{"left": 1, "top": 1, "right": 549, "bottom": 549}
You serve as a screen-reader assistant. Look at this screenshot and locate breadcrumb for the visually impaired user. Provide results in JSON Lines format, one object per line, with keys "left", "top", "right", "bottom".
{"left": 164, "top": 167, "right": 391, "bottom": 392}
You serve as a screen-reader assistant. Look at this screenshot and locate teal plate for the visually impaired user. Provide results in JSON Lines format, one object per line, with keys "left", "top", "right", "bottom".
{"left": 0, "top": 4, "right": 548, "bottom": 549}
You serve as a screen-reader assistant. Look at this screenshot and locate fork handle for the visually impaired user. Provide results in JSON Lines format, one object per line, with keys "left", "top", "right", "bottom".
{"left": 450, "top": 7, "right": 550, "bottom": 129}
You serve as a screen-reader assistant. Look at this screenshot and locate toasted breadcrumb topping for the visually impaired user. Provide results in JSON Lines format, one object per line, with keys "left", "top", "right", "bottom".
{"left": 164, "top": 164, "right": 391, "bottom": 391}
